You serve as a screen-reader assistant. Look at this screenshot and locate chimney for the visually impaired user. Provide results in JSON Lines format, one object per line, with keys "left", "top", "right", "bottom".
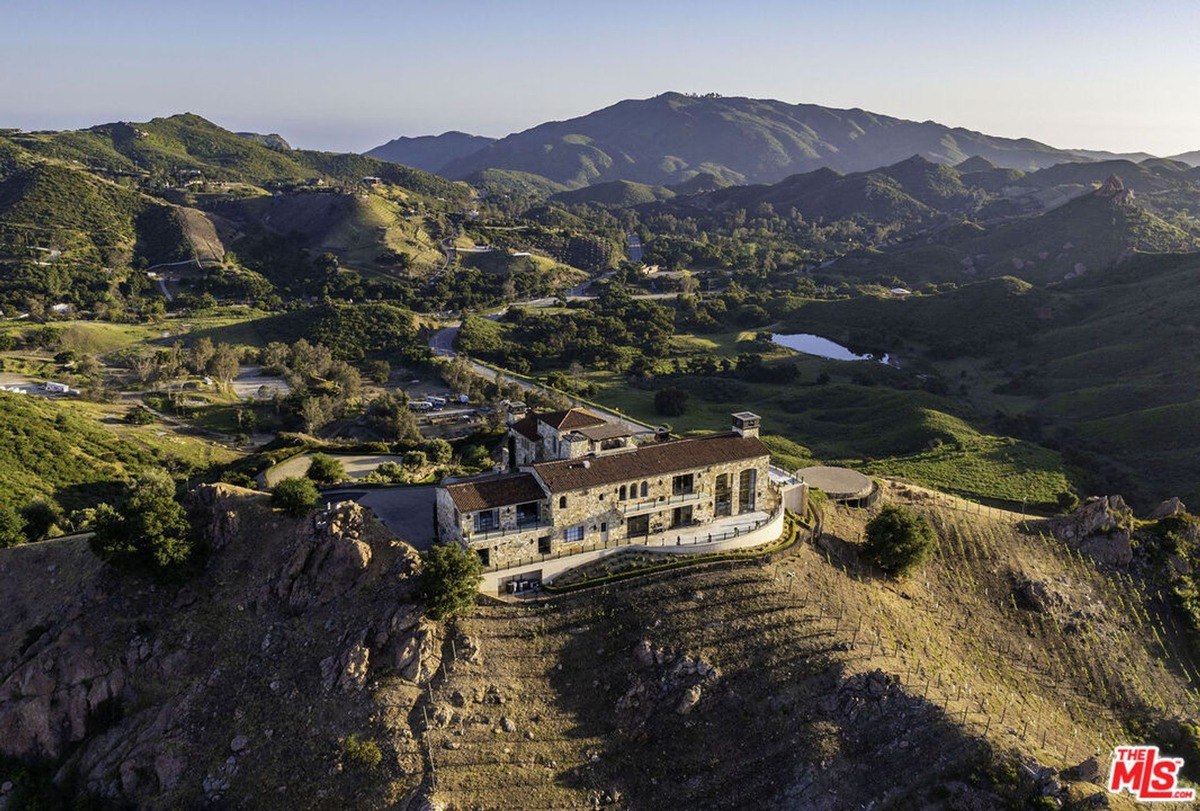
{"left": 731, "top": 412, "right": 761, "bottom": 439}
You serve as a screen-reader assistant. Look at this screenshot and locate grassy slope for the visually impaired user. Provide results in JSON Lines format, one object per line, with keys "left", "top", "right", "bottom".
{"left": 0, "top": 392, "right": 236, "bottom": 513}
{"left": 786, "top": 252, "right": 1200, "bottom": 504}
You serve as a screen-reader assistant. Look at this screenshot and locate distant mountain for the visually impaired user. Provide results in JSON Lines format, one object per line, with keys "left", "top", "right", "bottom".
{"left": 235, "top": 131, "right": 291, "bottom": 150}
{"left": 1067, "top": 148, "right": 1158, "bottom": 163}
{"left": 1168, "top": 150, "right": 1200, "bottom": 167}
{"left": 365, "top": 131, "right": 495, "bottom": 173}
{"left": 645, "top": 155, "right": 984, "bottom": 227}
{"left": 434, "top": 92, "right": 1108, "bottom": 189}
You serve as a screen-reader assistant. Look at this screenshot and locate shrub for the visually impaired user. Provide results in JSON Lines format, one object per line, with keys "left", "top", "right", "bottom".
{"left": 422, "top": 438, "right": 453, "bottom": 465}
{"left": 403, "top": 450, "right": 428, "bottom": 470}
{"left": 654, "top": 386, "right": 689, "bottom": 417}
{"left": 862, "top": 505, "right": 935, "bottom": 577}
{"left": 363, "top": 359, "right": 391, "bottom": 384}
{"left": 343, "top": 735, "right": 383, "bottom": 769}
{"left": 89, "top": 471, "right": 193, "bottom": 572}
{"left": 421, "top": 543, "right": 483, "bottom": 620}
{"left": 1056, "top": 490, "right": 1080, "bottom": 513}
{"left": 460, "top": 444, "right": 493, "bottom": 470}
{"left": 0, "top": 503, "right": 25, "bottom": 548}
{"left": 375, "top": 462, "right": 406, "bottom": 483}
{"left": 306, "top": 453, "right": 345, "bottom": 484}
{"left": 272, "top": 477, "right": 320, "bottom": 517}
{"left": 20, "top": 501, "right": 60, "bottom": 541}
{"left": 219, "top": 470, "right": 256, "bottom": 488}
{"left": 124, "top": 405, "right": 156, "bottom": 425}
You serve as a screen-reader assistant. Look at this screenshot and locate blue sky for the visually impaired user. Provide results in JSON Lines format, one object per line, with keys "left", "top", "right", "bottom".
{"left": 3, "top": 0, "right": 1199, "bottom": 155}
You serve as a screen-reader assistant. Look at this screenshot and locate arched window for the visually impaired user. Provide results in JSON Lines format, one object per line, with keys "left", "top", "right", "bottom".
{"left": 640, "top": 482, "right": 648, "bottom": 498}
{"left": 619, "top": 485, "right": 627, "bottom": 501}
{"left": 559, "top": 495, "right": 567, "bottom": 509}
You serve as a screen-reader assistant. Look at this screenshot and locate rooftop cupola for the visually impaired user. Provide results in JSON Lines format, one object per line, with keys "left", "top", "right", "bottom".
{"left": 731, "top": 412, "right": 761, "bottom": 438}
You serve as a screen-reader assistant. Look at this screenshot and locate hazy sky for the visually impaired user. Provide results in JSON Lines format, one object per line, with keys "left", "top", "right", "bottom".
{"left": 3, "top": 0, "right": 1199, "bottom": 155}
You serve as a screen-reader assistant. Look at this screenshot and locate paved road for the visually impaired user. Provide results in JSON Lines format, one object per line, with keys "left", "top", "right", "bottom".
{"left": 428, "top": 325, "right": 652, "bottom": 435}
{"left": 324, "top": 486, "right": 438, "bottom": 550}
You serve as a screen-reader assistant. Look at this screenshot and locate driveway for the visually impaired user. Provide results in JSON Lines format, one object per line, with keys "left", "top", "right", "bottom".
{"left": 323, "top": 485, "right": 438, "bottom": 550}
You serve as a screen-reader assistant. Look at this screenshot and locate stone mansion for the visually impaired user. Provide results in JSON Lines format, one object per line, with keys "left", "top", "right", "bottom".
{"left": 436, "top": 408, "right": 785, "bottom": 575}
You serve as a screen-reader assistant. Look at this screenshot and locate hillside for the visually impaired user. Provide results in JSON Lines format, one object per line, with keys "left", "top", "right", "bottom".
{"left": 366, "top": 131, "right": 496, "bottom": 173}
{"left": 647, "top": 156, "right": 984, "bottom": 228}
{"left": 551, "top": 179, "right": 676, "bottom": 208}
{"left": 782, "top": 252, "right": 1200, "bottom": 504}
{"left": 0, "top": 151, "right": 198, "bottom": 307}
{"left": 2, "top": 483, "right": 1196, "bottom": 807}
{"left": 838, "top": 178, "right": 1199, "bottom": 284}
{"left": 5, "top": 114, "right": 466, "bottom": 197}
{"left": 0, "top": 116, "right": 477, "bottom": 305}
{"left": 437, "top": 92, "right": 1098, "bottom": 188}
{"left": 0, "top": 392, "right": 233, "bottom": 516}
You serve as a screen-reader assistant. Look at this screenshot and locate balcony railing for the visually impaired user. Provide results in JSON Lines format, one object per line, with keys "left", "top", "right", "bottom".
{"left": 465, "top": 519, "right": 552, "bottom": 543}
{"left": 619, "top": 490, "right": 707, "bottom": 516}
{"left": 481, "top": 506, "right": 784, "bottom": 573}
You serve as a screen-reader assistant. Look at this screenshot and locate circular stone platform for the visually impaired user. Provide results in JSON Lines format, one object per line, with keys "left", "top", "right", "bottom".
{"left": 797, "top": 466, "right": 873, "bottom": 500}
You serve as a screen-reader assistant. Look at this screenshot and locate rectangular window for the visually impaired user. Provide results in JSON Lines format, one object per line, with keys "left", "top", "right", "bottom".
{"left": 627, "top": 514, "right": 650, "bottom": 536}
{"left": 538, "top": 535, "right": 552, "bottom": 554}
{"left": 478, "top": 547, "right": 490, "bottom": 567}
{"left": 672, "top": 473, "right": 695, "bottom": 496}
{"left": 474, "top": 509, "right": 499, "bottom": 532}
{"left": 564, "top": 525, "right": 584, "bottom": 543}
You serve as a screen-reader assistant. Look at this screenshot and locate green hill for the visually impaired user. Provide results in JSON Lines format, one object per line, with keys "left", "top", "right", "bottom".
{"left": 0, "top": 392, "right": 230, "bottom": 517}
{"left": 551, "top": 179, "right": 676, "bottom": 208}
{"left": 647, "top": 156, "right": 983, "bottom": 230}
{"left": 782, "top": 252, "right": 1200, "bottom": 504}
{"left": 7, "top": 113, "right": 467, "bottom": 197}
{"left": 842, "top": 181, "right": 1198, "bottom": 284}
{"left": 0, "top": 153, "right": 195, "bottom": 307}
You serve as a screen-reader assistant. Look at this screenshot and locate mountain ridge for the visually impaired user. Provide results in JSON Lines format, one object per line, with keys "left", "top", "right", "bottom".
{"left": 369, "top": 92, "right": 1157, "bottom": 188}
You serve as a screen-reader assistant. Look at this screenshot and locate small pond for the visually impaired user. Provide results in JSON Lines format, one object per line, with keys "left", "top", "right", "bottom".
{"left": 772, "top": 333, "right": 893, "bottom": 365}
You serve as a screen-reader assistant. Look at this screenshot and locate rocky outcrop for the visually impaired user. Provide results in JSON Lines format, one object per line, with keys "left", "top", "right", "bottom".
{"left": 1053, "top": 495, "right": 1132, "bottom": 542}
{"left": 617, "top": 642, "right": 721, "bottom": 728}
{"left": 0, "top": 621, "right": 129, "bottom": 760}
{"left": 1149, "top": 498, "right": 1187, "bottom": 520}
{"left": 275, "top": 502, "right": 373, "bottom": 611}
{"left": 1080, "top": 530, "right": 1133, "bottom": 566}
{"left": 0, "top": 485, "right": 432, "bottom": 808}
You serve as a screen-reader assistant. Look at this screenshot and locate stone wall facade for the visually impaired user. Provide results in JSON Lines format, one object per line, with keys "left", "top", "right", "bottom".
{"left": 540, "top": 455, "right": 773, "bottom": 554}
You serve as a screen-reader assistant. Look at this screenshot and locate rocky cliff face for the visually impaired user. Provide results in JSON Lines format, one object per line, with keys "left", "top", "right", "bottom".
{"left": 0, "top": 485, "right": 437, "bottom": 809}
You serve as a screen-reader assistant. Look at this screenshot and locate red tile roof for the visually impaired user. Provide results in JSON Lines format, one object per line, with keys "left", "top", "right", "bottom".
{"left": 509, "top": 413, "right": 540, "bottom": 441}
{"left": 540, "top": 408, "right": 606, "bottom": 431}
{"left": 509, "top": 408, "right": 606, "bottom": 442}
{"left": 444, "top": 472, "right": 546, "bottom": 512}
{"left": 531, "top": 433, "right": 769, "bottom": 493}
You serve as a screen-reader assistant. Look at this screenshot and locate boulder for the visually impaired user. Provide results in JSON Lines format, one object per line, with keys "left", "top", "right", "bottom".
{"left": 676, "top": 684, "right": 702, "bottom": 715}
{"left": 1054, "top": 496, "right": 1130, "bottom": 542}
{"left": 1080, "top": 530, "right": 1133, "bottom": 566}
{"left": 1149, "top": 498, "right": 1187, "bottom": 521}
